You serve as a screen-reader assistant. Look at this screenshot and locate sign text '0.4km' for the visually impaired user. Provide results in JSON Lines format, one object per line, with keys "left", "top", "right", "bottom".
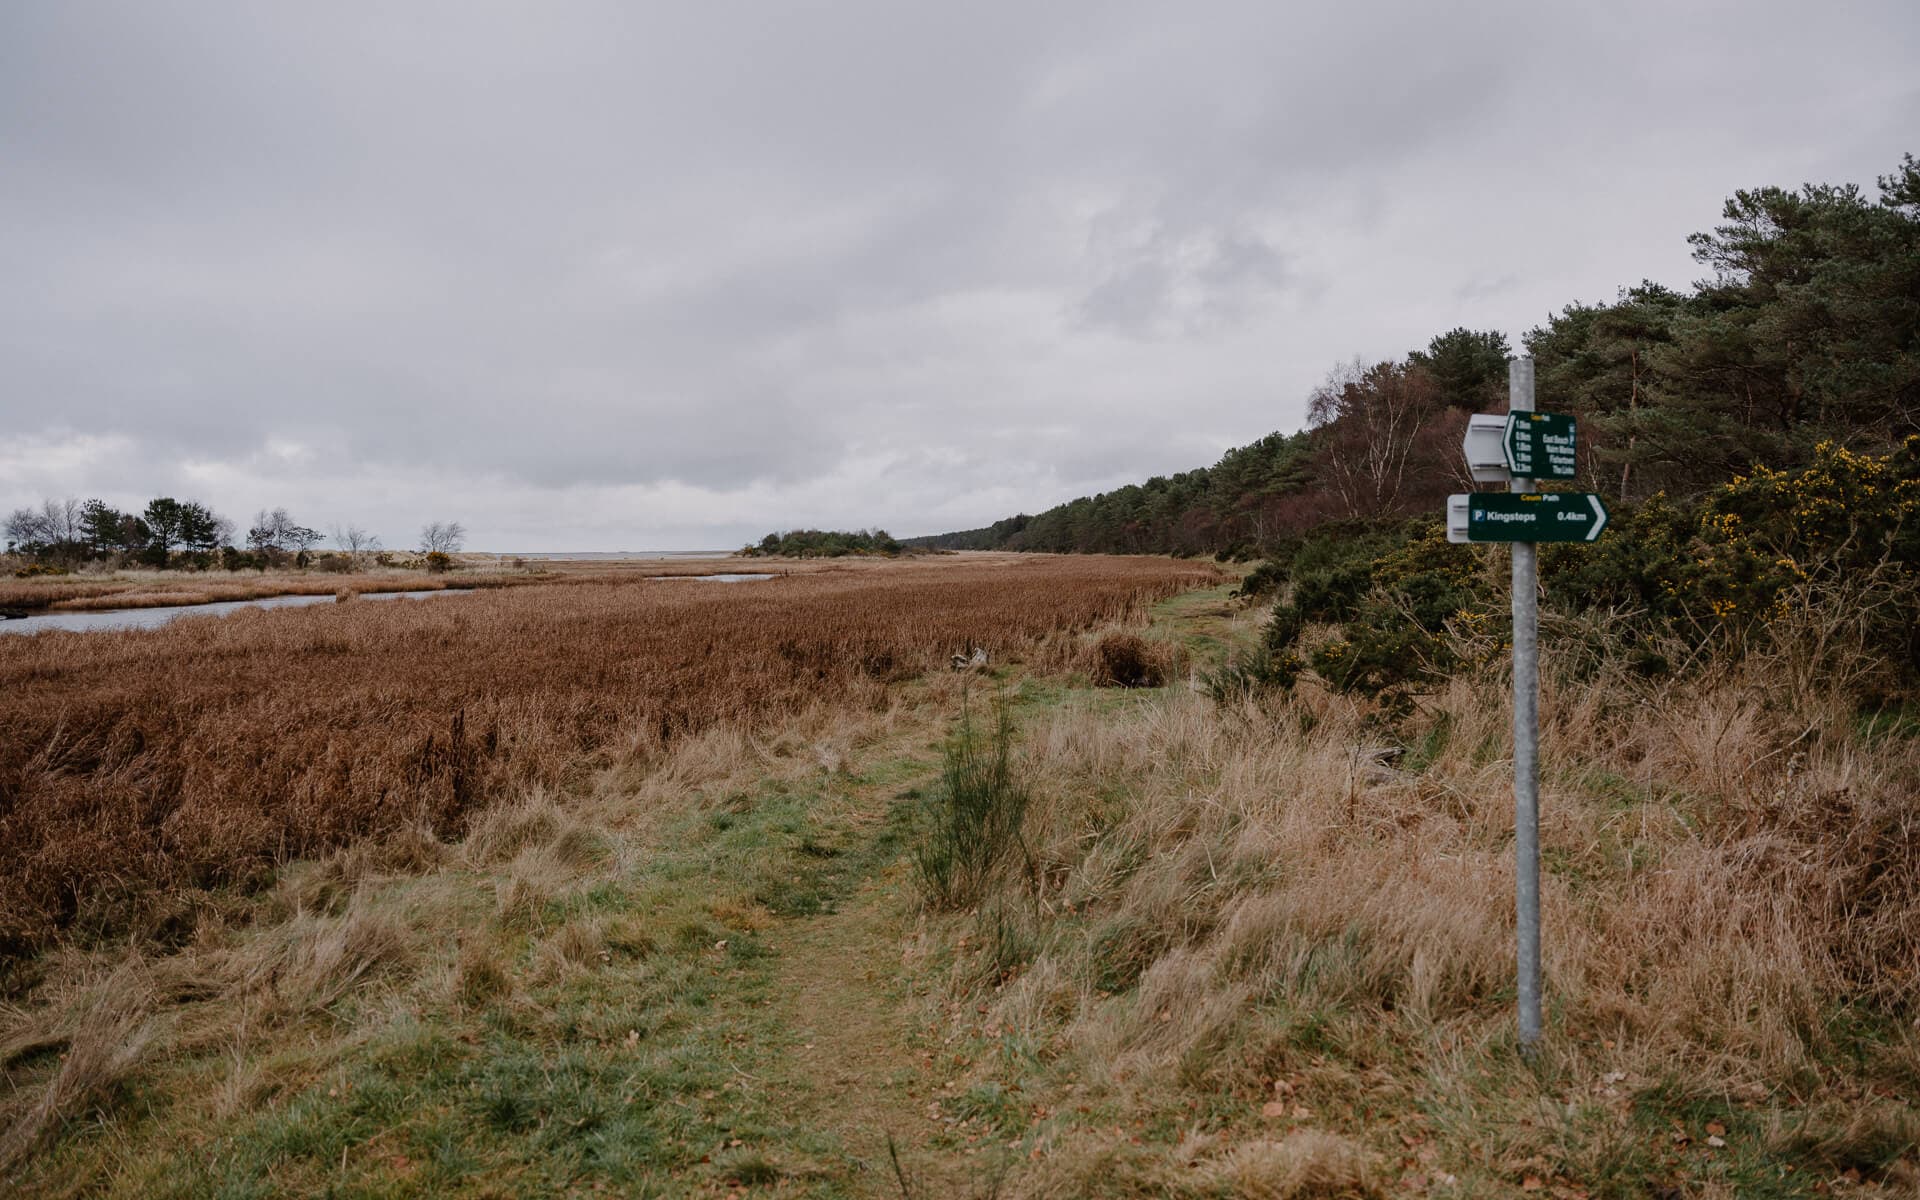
{"left": 1446, "top": 492, "right": 1610, "bottom": 544}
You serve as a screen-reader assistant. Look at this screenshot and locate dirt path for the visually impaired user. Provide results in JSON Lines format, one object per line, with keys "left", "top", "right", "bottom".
{"left": 770, "top": 865, "right": 962, "bottom": 1198}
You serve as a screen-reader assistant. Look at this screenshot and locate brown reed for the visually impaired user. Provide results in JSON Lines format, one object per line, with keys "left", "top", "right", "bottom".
{"left": 0, "top": 556, "right": 1218, "bottom": 955}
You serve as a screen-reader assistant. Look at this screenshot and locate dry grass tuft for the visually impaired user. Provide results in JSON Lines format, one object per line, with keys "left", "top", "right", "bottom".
{"left": 454, "top": 937, "right": 512, "bottom": 1008}
{"left": 251, "top": 896, "right": 414, "bottom": 1018}
{"left": 0, "top": 963, "right": 153, "bottom": 1170}
{"left": 1194, "top": 1130, "right": 1383, "bottom": 1199}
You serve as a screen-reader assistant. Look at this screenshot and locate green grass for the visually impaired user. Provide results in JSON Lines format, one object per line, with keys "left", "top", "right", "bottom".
{"left": 14, "top": 753, "right": 941, "bottom": 1199}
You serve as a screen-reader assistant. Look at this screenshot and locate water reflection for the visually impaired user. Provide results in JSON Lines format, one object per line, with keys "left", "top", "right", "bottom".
{"left": 0, "top": 589, "right": 458, "bottom": 636}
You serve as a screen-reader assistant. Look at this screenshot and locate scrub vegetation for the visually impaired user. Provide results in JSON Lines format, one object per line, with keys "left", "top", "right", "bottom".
{"left": 744, "top": 529, "right": 908, "bottom": 558}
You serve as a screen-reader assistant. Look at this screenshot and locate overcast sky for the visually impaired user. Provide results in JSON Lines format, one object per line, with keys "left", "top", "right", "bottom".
{"left": 3, "top": 3, "right": 1916, "bottom": 551}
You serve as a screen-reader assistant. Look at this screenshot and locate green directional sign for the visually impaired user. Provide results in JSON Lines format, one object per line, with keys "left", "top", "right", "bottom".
{"left": 1461, "top": 492, "right": 1609, "bottom": 543}
{"left": 1504, "top": 412, "right": 1578, "bottom": 480}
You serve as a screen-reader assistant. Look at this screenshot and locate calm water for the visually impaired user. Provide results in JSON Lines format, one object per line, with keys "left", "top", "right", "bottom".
{"left": 506, "top": 550, "right": 730, "bottom": 561}
{"left": 0, "top": 589, "right": 458, "bottom": 636}
{"left": 649, "top": 573, "right": 776, "bottom": 583}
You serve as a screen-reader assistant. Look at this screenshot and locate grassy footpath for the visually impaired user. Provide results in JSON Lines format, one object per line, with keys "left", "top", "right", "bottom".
{"left": 6, "top": 694, "right": 963, "bottom": 1197}
{"left": 6, "top": 580, "right": 1917, "bottom": 1197}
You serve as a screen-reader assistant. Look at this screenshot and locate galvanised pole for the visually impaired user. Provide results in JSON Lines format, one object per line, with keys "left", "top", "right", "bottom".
{"left": 1509, "top": 356, "right": 1542, "bottom": 1055}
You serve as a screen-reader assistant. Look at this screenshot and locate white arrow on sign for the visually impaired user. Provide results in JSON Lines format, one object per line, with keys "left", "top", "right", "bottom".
{"left": 1584, "top": 493, "right": 1608, "bottom": 541}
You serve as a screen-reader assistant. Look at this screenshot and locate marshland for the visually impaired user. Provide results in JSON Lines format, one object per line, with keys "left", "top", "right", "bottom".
{"left": 6, "top": 9, "right": 1919, "bottom": 1196}
{"left": 2, "top": 532, "right": 1917, "bottom": 1197}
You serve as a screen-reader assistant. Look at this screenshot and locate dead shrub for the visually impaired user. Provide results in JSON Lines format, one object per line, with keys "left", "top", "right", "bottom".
{"left": 1091, "top": 632, "right": 1167, "bottom": 688}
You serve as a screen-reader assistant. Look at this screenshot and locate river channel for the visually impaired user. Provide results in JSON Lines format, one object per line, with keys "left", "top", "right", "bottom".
{"left": 0, "top": 573, "right": 778, "bottom": 636}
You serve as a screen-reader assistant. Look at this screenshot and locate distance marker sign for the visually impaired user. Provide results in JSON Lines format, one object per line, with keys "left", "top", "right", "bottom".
{"left": 1446, "top": 492, "right": 1610, "bottom": 543}
{"left": 1504, "top": 412, "right": 1577, "bottom": 480}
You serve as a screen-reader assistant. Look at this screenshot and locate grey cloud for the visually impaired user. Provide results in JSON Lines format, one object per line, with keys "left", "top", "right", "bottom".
{"left": 3, "top": 1, "right": 1917, "bottom": 547}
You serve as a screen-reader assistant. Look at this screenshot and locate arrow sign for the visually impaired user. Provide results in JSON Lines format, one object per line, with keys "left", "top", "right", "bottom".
{"left": 1462, "top": 414, "right": 1511, "bottom": 483}
{"left": 1448, "top": 492, "right": 1609, "bottom": 543}
{"left": 1504, "top": 412, "right": 1578, "bottom": 480}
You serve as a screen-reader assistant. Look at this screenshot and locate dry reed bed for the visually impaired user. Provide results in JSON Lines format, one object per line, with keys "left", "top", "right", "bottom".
{"left": 0, "top": 556, "right": 1217, "bottom": 955}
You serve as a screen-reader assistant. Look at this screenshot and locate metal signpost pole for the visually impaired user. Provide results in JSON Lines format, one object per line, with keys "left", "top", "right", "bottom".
{"left": 1509, "top": 358, "right": 1542, "bottom": 1055}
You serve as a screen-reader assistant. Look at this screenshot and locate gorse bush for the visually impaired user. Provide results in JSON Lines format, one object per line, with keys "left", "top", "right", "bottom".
{"left": 1249, "top": 438, "right": 1920, "bottom": 709}
{"left": 914, "top": 695, "right": 1030, "bottom": 910}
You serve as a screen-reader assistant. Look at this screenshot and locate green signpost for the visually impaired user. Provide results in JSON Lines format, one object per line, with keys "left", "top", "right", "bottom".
{"left": 1504, "top": 412, "right": 1577, "bottom": 480}
{"left": 1464, "top": 491, "right": 1609, "bottom": 543}
{"left": 1447, "top": 363, "right": 1610, "bottom": 1060}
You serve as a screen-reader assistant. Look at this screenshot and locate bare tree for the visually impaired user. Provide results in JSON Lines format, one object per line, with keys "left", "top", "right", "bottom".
{"left": 332, "top": 524, "right": 382, "bottom": 566}
{"left": 1308, "top": 359, "right": 1447, "bottom": 520}
{"left": 5, "top": 498, "right": 83, "bottom": 557}
{"left": 4, "top": 507, "right": 48, "bottom": 553}
{"left": 247, "top": 508, "right": 320, "bottom": 557}
{"left": 40, "top": 497, "right": 84, "bottom": 546}
{"left": 419, "top": 520, "right": 466, "bottom": 556}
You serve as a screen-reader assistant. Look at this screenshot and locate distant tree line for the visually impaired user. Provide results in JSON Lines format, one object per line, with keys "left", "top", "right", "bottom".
{"left": 742, "top": 528, "right": 904, "bottom": 558}
{"left": 911, "top": 153, "right": 1920, "bottom": 558}
{"left": 4, "top": 496, "right": 468, "bottom": 572}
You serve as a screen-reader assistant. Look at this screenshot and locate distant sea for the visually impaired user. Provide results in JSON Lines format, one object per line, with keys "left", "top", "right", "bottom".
{"left": 485, "top": 550, "right": 733, "bottom": 561}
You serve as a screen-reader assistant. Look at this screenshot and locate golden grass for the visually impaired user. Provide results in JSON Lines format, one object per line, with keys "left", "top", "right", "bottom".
{"left": 0, "top": 556, "right": 1218, "bottom": 956}
{"left": 911, "top": 633, "right": 1920, "bottom": 1193}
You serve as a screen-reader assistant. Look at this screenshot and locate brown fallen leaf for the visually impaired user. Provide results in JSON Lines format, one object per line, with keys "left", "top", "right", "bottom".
{"left": 1261, "top": 1101, "right": 1287, "bottom": 1118}
{"left": 1705, "top": 1120, "right": 1726, "bottom": 1136}
{"left": 1522, "top": 1176, "right": 1545, "bottom": 1192}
